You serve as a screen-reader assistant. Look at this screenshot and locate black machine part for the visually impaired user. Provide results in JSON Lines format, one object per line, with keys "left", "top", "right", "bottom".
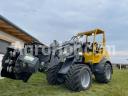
{"left": 1, "top": 47, "right": 20, "bottom": 79}
{"left": 1, "top": 47, "right": 40, "bottom": 82}
{"left": 15, "top": 55, "right": 39, "bottom": 73}
{"left": 36, "top": 53, "right": 50, "bottom": 72}
{"left": 46, "top": 35, "right": 84, "bottom": 75}
{"left": 14, "top": 55, "right": 39, "bottom": 82}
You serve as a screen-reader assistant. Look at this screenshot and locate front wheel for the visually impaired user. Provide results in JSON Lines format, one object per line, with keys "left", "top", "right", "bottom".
{"left": 65, "top": 64, "right": 92, "bottom": 92}
{"left": 94, "top": 63, "right": 112, "bottom": 83}
{"left": 47, "top": 64, "right": 63, "bottom": 85}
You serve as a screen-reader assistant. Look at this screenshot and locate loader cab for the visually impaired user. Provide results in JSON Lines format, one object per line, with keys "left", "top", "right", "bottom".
{"left": 77, "top": 29, "right": 109, "bottom": 64}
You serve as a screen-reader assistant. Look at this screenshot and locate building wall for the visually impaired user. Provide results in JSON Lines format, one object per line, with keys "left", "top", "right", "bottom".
{"left": 0, "top": 30, "right": 25, "bottom": 78}
{"left": 0, "top": 30, "right": 25, "bottom": 49}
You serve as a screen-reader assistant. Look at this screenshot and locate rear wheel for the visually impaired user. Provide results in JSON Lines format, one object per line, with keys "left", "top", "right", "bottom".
{"left": 94, "top": 63, "right": 112, "bottom": 83}
{"left": 65, "top": 64, "right": 92, "bottom": 91}
{"left": 47, "top": 64, "right": 63, "bottom": 85}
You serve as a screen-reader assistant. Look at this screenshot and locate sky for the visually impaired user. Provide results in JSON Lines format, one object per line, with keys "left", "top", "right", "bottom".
{"left": 0, "top": 0, "right": 128, "bottom": 63}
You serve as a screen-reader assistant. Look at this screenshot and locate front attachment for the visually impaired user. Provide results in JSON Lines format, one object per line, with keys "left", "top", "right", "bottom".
{"left": 1, "top": 47, "right": 39, "bottom": 82}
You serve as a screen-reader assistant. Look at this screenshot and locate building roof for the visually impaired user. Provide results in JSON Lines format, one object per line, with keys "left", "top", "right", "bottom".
{"left": 0, "top": 15, "right": 43, "bottom": 44}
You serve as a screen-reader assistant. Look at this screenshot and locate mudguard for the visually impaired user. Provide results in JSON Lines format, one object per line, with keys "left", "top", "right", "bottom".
{"left": 93, "top": 57, "right": 112, "bottom": 74}
{"left": 58, "top": 57, "right": 75, "bottom": 74}
{"left": 47, "top": 55, "right": 60, "bottom": 69}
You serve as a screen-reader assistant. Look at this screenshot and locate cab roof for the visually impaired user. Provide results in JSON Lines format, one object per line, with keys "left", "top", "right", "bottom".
{"left": 77, "top": 29, "right": 104, "bottom": 36}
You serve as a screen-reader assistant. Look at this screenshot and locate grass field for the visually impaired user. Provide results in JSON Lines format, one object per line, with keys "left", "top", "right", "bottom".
{"left": 0, "top": 69, "right": 128, "bottom": 96}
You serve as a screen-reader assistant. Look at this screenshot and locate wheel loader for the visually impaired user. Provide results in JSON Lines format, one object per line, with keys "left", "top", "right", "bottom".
{"left": 46, "top": 29, "right": 113, "bottom": 91}
{"left": 1, "top": 28, "right": 112, "bottom": 92}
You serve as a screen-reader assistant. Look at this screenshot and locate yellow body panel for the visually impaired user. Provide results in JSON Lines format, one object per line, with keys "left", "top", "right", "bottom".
{"left": 84, "top": 52, "right": 93, "bottom": 63}
{"left": 84, "top": 52, "right": 103, "bottom": 64}
{"left": 84, "top": 49, "right": 110, "bottom": 64}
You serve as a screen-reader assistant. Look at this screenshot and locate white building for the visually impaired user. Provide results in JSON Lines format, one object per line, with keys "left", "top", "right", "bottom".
{"left": 0, "top": 15, "right": 41, "bottom": 78}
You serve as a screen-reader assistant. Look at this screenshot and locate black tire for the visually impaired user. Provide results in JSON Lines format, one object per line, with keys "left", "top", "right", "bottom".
{"left": 94, "top": 63, "right": 112, "bottom": 83}
{"left": 47, "top": 64, "right": 62, "bottom": 85}
{"left": 65, "top": 64, "right": 92, "bottom": 92}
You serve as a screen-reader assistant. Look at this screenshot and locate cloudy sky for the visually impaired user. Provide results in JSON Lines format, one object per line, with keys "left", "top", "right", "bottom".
{"left": 0, "top": 0, "right": 128, "bottom": 62}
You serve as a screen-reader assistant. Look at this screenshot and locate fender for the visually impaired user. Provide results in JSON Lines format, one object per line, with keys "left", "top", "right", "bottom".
{"left": 47, "top": 55, "right": 60, "bottom": 69}
{"left": 58, "top": 55, "right": 84, "bottom": 74}
{"left": 93, "top": 57, "right": 112, "bottom": 74}
{"left": 58, "top": 57, "right": 75, "bottom": 74}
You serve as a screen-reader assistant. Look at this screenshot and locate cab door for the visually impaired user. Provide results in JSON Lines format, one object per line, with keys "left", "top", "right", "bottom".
{"left": 93, "top": 33, "right": 104, "bottom": 63}
{"left": 83, "top": 35, "right": 94, "bottom": 63}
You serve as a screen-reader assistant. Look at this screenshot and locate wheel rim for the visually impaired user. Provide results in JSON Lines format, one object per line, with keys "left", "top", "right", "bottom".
{"left": 105, "top": 65, "right": 111, "bottom": 80}
{"left": 81, "top": 70, "right": 90, "bottom": 88}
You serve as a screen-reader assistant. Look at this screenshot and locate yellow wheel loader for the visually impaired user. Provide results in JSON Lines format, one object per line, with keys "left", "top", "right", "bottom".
{"left": 47, "top": 29, "right": 113, "bottom": 91}
{"left": 1, "top": 28, "right": 112, "bottom": 92}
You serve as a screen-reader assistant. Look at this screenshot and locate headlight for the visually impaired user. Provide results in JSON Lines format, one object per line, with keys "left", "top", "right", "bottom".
{"left": 79, "top": 52, "right": 83, "bottom": 55}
